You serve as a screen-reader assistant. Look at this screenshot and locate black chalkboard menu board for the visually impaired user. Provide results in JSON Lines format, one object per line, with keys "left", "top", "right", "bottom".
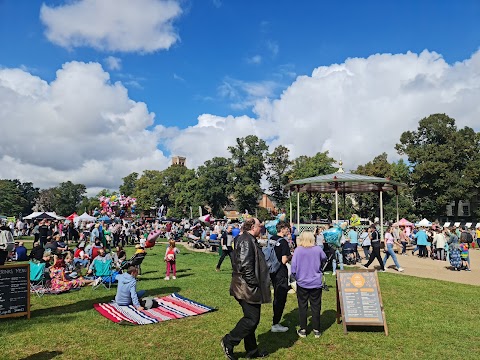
{"left": 0, "top": 264, "right": 30, "bottom": 319}
{"left": 336, "top": 269, "right": 387, "bottom": 335}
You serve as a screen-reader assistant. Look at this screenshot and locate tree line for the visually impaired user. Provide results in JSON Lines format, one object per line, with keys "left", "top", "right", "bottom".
{"left": 1, "top": 114, "right": 479, "bottom": 221}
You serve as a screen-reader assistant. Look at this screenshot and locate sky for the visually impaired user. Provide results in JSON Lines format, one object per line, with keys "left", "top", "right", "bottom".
{"left": 1, "top": 0, "right": 480, "bottom": 195}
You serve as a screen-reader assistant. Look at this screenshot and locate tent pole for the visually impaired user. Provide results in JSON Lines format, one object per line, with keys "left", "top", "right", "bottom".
{"left": 289, "top": 190, "right": 293, "bottom": 225}
{"left": 380, "top": 188, "right": 384, "bottom": 241}
{"left": 297, "top": 186, "right": 300, "bottom": 231}
{"left": 395, "top": 187, "right": 399, "bottom": 223}
{"left": 335, "top": 183, "right": 339, "bottom": 223}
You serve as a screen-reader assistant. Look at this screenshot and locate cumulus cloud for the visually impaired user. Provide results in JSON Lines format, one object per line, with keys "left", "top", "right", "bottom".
{"left": 162, "top": 50, "right": 480, "bottom": 173}
{"left": 3, "top": 50, "right": 480, "bottom": 193}
{"left": 0, "top": 61, "right": 169, "bottom": 191}
{"left": 218, "top": 77, "right": 280, "bottom": 109}
{"left": 40, "top": 0, "right": 182, "bottom": 53}
{"left": 104, "top": 56, "right": 122, "bottom": 71}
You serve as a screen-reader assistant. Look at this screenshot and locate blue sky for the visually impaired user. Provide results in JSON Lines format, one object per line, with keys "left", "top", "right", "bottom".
{"left": 1, "top": 0, "right": 480, "bottom": 193}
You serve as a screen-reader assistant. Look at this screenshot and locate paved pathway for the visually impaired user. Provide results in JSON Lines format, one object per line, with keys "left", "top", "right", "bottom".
{"left": 359, "top": 247, "right": 480, "bottom": 286}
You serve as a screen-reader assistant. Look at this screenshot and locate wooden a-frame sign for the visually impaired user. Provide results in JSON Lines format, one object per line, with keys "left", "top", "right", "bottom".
{"left": 336, "top": 269, "right": 388, "bottom": 335}
{"left": 0, "top": 264, "right": 31, "bottom": 320}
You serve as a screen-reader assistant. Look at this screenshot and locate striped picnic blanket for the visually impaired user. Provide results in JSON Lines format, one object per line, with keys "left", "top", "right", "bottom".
{"left": 94, "top": 293, "right": 216, "bottom": 325}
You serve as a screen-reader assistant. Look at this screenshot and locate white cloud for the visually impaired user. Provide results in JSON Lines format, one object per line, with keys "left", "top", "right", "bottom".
{"left": 212, "top": 0, "right": 222, "bottom": 8}
{"left": 104, "top": 56, "right": 122, "bottom": 71}
{"left": 40, "top": 0, "right": 182, "bottom": 53}
{"left": 162, "top": 50, "right": 480, "bottom": 174}
{"left": 3, "top": 50, "right": 480, "bottom": 194}
{"left": 0, "top": 61, "right": 169, "bottom": 191}
{"left": 247, "top": 55, "right": 262, "bottom": 64}
{"left": 173, "top": 73, "right": 185, "bottom": 82}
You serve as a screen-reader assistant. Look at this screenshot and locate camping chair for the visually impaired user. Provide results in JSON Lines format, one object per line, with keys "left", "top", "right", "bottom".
{"left": 92, "top": 259, "right": 116, "bottom": 290}
{"left": 121, "top": 252, "right": 147, "bottom": 275}
{"left": 29, "top": 261, "right": 47, "bottom": 297}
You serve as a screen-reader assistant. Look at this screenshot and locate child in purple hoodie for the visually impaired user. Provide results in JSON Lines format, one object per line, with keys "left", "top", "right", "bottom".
{"left": 291, "top": 231, "right": 327, "bottom": 339}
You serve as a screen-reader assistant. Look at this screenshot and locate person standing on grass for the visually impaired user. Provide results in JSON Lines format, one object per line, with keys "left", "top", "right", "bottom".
{"left": 363, "top": 224, "right": 385, "bottom": 272}
{"left": 269, "top": 221, "right": 292, "bottom": 333}
{"left": 291, "top": 231, "right": 327, "bottom": 339}
{"left": 221, "top": 218, "right": 271, "bottom": 360}
{"left": 347, "top": 227, "right": 360, "bottom": 261}
{"left": 164, "top": 240, "right": 180, "bottom": 280}
{"left": 382, "top": 227, "right": 404, "bottom": 272}
{"left": 216, "top": 225, "right": 234, "bottom": 271}
{"left": 360, "top": 228, "right": 371, "bottom": 261}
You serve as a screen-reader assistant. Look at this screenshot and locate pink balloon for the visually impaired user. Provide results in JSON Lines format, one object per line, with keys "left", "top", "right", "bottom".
{"left": 147, "top": 229, "right": 162, "bottom": 242}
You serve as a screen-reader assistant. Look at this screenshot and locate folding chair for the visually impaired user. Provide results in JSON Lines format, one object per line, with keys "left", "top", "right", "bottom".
{"left": 29, "top": 261, "right": 47, "bottom": 297}
{"left": 121, "top": 252, "right": 147, "bottom": 274}
{"left": 92, "top": 259, "right": 116, "bottom": 290}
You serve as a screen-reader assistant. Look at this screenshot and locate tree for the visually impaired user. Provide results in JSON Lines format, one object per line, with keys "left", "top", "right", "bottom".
{"left": 76, "top": 196, "right": 100, "bottom": 214}
{"left": 11, "top": 180, "right": 39, "bottom": 215}
{"left": 35, "top": 188, "right": 58, "bottom": 212}
{"left": 287, "top": 152, "right": 337, "bottom": 220}
{"left": 54, "top": 181, "right": 86, "bottom": 215}
{"left": 352, "top": 154, "right": 414, "bottom": 221}
{"left": 171, "top": 168, "right": 198, "bottom": 218}
{"left": 396, "top": 113, "right": 480, "bottom": 220}
{"left": 119, "top": 172, "right": 138, "bottom": 196}
{"left": 196, "top": 157, "right": 232, "bottom": 217}
{"left": 266, "top": 145, "right": 292, "bottom": 209}
{"left": 0, "top": 180, "right": 27, "bottom": 216}
{"left": 228, "top": 136, "right": 268, "bottom": 213}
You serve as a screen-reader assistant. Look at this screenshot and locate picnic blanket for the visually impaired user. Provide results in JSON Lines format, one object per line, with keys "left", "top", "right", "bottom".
{"left": 94, "top": 293, "right": 216, "bottom": 325}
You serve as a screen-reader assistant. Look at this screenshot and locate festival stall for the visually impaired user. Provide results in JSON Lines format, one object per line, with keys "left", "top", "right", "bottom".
{"left": 23, "top": 212, "right": 64, "bottom": 220}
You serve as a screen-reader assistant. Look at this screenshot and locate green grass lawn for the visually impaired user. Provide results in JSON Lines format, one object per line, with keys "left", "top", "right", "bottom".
{"left": 1, "top": 242, "right": 479, "bottom": 360}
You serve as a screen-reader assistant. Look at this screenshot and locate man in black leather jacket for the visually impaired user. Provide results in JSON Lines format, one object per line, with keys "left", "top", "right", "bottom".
{"left": 221, "top": 217, "right": 271, "bottom": 359}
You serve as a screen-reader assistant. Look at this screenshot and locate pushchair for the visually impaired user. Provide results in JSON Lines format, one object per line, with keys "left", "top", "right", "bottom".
{"left": 342, "top": 243, "right": 357, "bottom": 265}
{"left": 321, "top": 251, "right": 336, "bottom": 291}
{"left": 449, "top": 248, "right": 462, "bottom": 271}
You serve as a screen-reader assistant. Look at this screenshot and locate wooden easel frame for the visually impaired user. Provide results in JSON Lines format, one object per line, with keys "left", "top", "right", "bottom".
{"left": 0, "top": 263, "right": 31, "bottom": 320}
{"left": 336, "top": 269, "right": 388, "bottom": 335}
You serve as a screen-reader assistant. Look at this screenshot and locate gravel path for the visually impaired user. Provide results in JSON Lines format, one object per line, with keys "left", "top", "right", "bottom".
{"left": 358, "top": 247, "right": 480, "bottom": 286}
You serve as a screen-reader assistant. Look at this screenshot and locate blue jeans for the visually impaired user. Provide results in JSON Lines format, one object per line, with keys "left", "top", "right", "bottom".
{"left": 383, "top": 244, "right": 401, "bottom": 269}
{"left": 74, "top": 258, "right": 89, "bottom": 267}
{"left": 332, "top": 249, "right": 344, "bottom": 274}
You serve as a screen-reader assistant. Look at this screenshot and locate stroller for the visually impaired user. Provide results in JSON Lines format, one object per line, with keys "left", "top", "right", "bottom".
{"left": 321, "top": 251, "right": 336, "bottom": 291}
{"left": 342, "top": 242, "right": 357, "bottom": 265}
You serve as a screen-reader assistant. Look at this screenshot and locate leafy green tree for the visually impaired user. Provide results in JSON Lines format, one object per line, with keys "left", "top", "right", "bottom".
{"left": 172, "top": 168, "right": 199, "bottom": 218}
{"left": 54, "top": 181, "right": 86, "bottom": 215}
{"left": 0, "top": 180, "right": 27, "bottom": 216}
{"left": 287, "top": 152, "right": 337, "bottom": 220}
{"left": 396, "top": 113, "right": 480, "bottom": 220}
{"left": 266, "top": 145, "right": 292, "bottom": 209}
{"left": 256, "top": 207, "right": 273, "bottom": 223}
{"left": 196, "top": 157, "right": 232, "bottom": 217}
{"left": 353, "top": 154, "right": 414, "bottom": 221}
{"left": 228, "top": 136, "right": 268, "bottom": 213}
{"left": 11, "top": 180, "right": 39, "bottom": 215}
{"left": 119, "top": 172, "right": 138, "bottom": 196}
{"left": 76, "top": 196, "right": 100, "bottom": 214}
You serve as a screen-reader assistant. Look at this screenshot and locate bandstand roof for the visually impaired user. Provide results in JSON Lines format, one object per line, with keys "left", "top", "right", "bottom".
{"left": 286, "top": 172, "right": 407, "bottom": 194}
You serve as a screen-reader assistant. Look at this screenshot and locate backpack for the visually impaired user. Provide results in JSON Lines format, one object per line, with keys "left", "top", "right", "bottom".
{"left": 0, "top": 230, "right": 15, "bottom": 252}
{"left": 464, "top": 232, "right": 473, "bottom": 244}
{"left": 262, "top": 238, "right": 282, "bottom": 274}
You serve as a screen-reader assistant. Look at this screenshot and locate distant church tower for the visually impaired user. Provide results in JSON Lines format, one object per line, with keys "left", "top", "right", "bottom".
{"left": 172, "top": 156, "right": 186, "bottom": 166}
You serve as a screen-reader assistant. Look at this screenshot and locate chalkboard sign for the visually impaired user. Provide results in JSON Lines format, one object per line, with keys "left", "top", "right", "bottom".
{"left": 0, "top": 264, "right": 30, "bottom": 319}
{"left": 336, "top": 269, "right": 387, "bottom": 335}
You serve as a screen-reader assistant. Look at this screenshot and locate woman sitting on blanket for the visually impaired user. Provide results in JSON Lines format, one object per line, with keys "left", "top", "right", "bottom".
{"left": 50, "top": 258, "right": 94, "bottom": 292}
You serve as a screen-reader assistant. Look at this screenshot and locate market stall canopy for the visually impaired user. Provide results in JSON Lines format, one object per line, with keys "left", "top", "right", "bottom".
{"left": 23, "top": 212, "right": 63, "bottom": 220}
{"left": 97, "top": 215, "right": 112, "bottom": 223}
{"left": 416, "top": 218, "right": 432, "bottom": 227}
{"left": 74, "top": 212, "right": 96, "bottom": 223}
{"left": 66, "top": 212, "right": 78, "bottom": 221}
{"left": 393, "top": 218, "right": 413, "bottom": 227}
{"left": 286, "top": 172, "right": 407, "bottom": 193}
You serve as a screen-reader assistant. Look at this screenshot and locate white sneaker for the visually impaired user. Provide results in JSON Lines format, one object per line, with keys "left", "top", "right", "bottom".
{"left": 397, "top": 267, "right": 405, "bottom": 272}
{"left": 271, "top": 324, "right": 289, "bottom": 333}
{"left": 93, "top": 277, "right": 102, "bottom": 286}
{"left": 164, "top": 276, "right": 170, "bottom": 280}
{"left": 172, "top": 276, "right": 176, "bottom": 279}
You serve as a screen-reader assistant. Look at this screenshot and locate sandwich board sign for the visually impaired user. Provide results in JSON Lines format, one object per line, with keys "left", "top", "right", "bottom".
{"left": 0, "top": 264, "right": 31, "bottom": 320}
{"left": 336, "top": 269, "right": 387, "bottom": 335}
